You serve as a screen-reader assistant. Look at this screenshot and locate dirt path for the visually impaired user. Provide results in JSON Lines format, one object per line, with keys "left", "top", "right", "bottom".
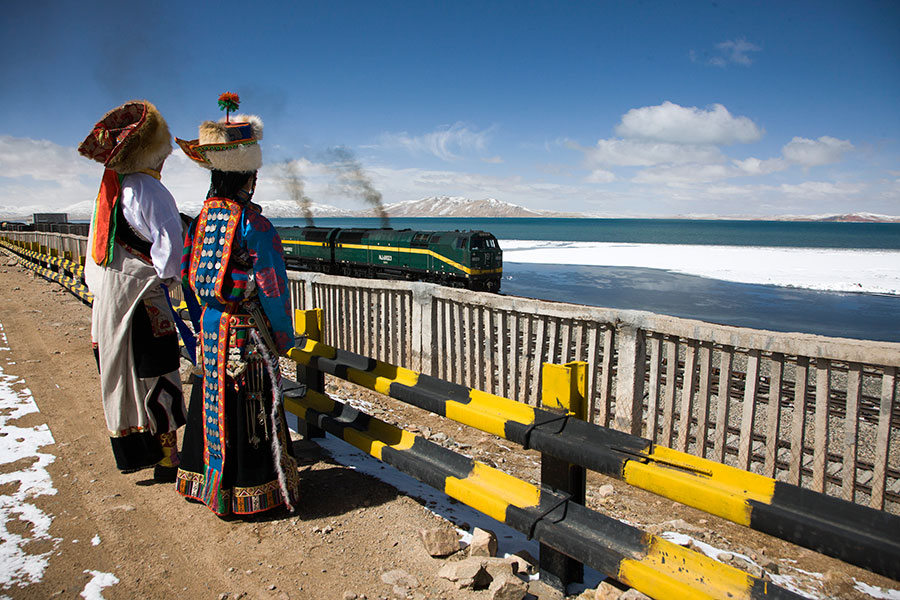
{"left": 1, "top": 250, "right": 899, "bottom": 600}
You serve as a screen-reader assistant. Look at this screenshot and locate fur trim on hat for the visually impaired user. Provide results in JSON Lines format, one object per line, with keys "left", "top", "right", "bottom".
{"left": 79, "top": 100, "right": 173, "bottom": 174}
{"left": 191, "top": 114, "right": 263, "bottom": 172}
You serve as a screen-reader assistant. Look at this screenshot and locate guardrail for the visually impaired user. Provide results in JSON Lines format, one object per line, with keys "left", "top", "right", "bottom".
{"left": 0, "top": 239, "right": 93, "bottom": 303}
{"left": 288, "top": 309, "right": 900, "bottom": 583}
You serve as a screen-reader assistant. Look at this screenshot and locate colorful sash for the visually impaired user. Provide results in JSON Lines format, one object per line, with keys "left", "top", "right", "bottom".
{"left": 90, "top": 169, "right": 123, "bottom": 266}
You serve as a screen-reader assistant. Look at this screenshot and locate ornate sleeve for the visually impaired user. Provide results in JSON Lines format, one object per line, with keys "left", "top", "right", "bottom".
{"left": 242, "top": 211, "right": 294, "bottom": 354}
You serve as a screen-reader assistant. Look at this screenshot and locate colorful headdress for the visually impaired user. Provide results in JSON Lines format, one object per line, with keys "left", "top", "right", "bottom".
{"left": 78, "top": 100, "right": 172, "bottom": 174}
{"left": 79, "top": 100, "right": 173, "bottom": 267}
{"left": 176, "top": 93, "right": 263, "bottom": 172}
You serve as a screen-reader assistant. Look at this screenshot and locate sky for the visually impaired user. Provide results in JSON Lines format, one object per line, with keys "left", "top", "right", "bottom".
{"left": 0, "top": 0, "right": 898, "bottom": 219}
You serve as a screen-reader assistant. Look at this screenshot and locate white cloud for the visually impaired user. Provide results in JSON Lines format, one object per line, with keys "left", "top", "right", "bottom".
{"left": 692, "top": 38, "right": 762, "bottom": 67}
{"left": 583, "top": 138, "right": 723, "bottom": 167}
{"left": 779, "top": 181, "right": 865, "bottom": 197}
{"left": 715, "top": 38, "right": 762, "bottom": 66}
{"left": 377, "top": 122, "right": 495, "bottom": 161}
{"left": 732, "top": 157, "right": 787, "bottom": 175}
{"left": 615, "top": 102, "right": 763, "bottom": 145}
{"left": 0, "top": 135, "right": 211, "bottom": 219}
{"left": 585, "top": 169, "right": 616, "bottom": 183}
{"left": 0, "top": 135, "right": 98, "bottom": 182}
{"left": 632, "top": 164, "right": 739, "bottom": 185}
{"left": 782, "top": 136, "right": 853, "bottom": 166}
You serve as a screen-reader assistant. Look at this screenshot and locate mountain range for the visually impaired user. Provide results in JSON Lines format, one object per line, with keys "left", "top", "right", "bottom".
{"left": 3, "top": 195, "right": 899, "bottom": 223}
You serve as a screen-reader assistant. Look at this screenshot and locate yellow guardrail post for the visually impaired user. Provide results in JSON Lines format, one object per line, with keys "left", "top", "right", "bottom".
{"left": 294, "top": 308, "right": 325, "bottom": 439}
{"left": 539, "top": 361, "right": 587, "bottom": 591}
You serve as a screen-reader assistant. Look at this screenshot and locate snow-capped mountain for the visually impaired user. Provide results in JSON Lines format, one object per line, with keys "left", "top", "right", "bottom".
{"left": 255, "top": 199, "right": 354, "bottom": 219}
{"left": 353, "top": 196, "right": 547, "bottom": 218}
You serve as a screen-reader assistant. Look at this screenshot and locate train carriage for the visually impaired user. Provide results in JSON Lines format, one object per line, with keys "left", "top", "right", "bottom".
{"left": 277, "top": 226, "right": 502, "bottom": 292}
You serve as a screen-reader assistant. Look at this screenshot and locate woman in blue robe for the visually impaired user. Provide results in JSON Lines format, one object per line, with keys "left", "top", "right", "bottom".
{"left": 174, "top": 106, "right": 300, "bottom": 517}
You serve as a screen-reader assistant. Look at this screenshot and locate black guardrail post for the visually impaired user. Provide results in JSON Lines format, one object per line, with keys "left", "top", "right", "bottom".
{"left": 538, "top": 361, "right": 587, "bottom": 591}
{"left": 293, "top": 308, "right": 325, "bottom": 439}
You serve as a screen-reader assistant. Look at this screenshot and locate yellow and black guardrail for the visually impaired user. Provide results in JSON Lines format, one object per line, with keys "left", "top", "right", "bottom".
{"left": 283, "top": 384, "right": 803, "bottom": 600}
{"left": 0, "top": 239, "right": 93, "bottom": 304}
{"left": 287, "top": 326, "right": 900, "bottom": 582}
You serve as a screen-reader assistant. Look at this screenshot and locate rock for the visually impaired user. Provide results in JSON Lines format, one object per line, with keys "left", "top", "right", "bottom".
{"left": 469, "top": 527, "right": 498, "bottom": 557}
{"left": 527, "top": 579, "right": 564, "bottom": 600}
{"left": 480, "top": 556, "right": 517, "bottom": 581}
{"left": 594, "top": 581, "right": 623, "bottom": 600}
{"left": 648, "top": 518, "right": 703, "bottom": 534}
{"left": 511, "top": 550, "right": 537, "bottom": 574}
{"left": 437, "top": 558, "right": 492, "bottom": 590}
{"left": 596, "top": 484, "right": 615, "bottom": 498}
{"left": 761, "top": 560, "right": 779, "bottom": 575}
{"left": 489, "top": 574, "right": 528, "bottom": 600}
{"left": 343, "top": 592, "right": 358, "bottom": 600}
{"left": 418, "top": 527, "right": 459, "bottom": 557}
{"left": 619, "top": 589, "right": 652, "bottom": 599}
{"left": 380, "top": 569, "right": 418, "bottom": 590}
{"left": 732, "top": 557, "right": 754, "bottom": 573}
{"left": 717, "top": 552, "right": 733, "bottom": 562}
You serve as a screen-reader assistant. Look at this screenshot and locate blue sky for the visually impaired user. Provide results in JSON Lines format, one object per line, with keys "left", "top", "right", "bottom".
{"left": 1, "top": 0, "right": 898, "bottom": 218}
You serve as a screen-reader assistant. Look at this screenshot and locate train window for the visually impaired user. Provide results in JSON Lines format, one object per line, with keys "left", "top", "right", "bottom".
{"left": 456, "top": 238, "right": 466, "bottom": 249}
{"left": 412, "top": 233, "right": 429, "bottom": 246}
{"left": 472, "top": 236, "right": 497, "bottom": 249}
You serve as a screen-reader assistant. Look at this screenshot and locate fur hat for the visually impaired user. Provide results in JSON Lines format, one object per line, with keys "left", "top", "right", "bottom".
{"left": 78, "top": 100, "right": 172, "bottom": 174}
{"left": 177, "top": 111, "right": 264, "bottom": 172}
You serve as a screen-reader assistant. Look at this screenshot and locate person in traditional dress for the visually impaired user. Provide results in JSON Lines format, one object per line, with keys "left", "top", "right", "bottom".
{"left": 78, "top": 100, "right": 187, "bottom": 480}
{"left": 174, "top": 93, "right": 300, "bottom": 517}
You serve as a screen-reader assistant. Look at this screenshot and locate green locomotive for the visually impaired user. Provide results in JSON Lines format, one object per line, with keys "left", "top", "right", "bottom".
{"left": 278, "top": 226, "right": 502, "bottom": 292}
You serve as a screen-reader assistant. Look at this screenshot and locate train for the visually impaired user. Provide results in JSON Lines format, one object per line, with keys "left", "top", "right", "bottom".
{"left": 277, "top": 226, "right": 503, "bottom": 292}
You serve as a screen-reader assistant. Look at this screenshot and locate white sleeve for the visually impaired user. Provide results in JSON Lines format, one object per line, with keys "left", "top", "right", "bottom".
{"left": 120, "top": 174, "right": 185, "bottom": 280}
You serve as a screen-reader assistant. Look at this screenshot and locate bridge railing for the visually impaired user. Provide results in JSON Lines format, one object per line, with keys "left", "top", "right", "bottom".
{"left": 287, "top": 271, "right": 900, "bottom": 514}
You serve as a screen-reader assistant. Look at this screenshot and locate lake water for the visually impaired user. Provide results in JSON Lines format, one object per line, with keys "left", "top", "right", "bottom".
{"left": 272, "top": 217, "right": 900, "bottom": 249}
{"left": 270, "top": 217, "right": 900, "bottom": 342}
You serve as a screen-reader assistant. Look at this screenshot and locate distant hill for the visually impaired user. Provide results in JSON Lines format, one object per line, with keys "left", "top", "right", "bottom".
{"left": 344, "top": 196, "right": 576, "bottom": 218}
{"left": 796, "top": 213, "right": 900, "bottom": 223}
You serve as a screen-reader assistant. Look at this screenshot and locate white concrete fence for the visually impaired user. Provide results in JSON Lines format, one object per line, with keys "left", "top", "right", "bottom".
{"left": 288, "top": 271, "right": 900, "bottom": 515}
{"left": 5, "top": 231, "right": 898, "bottom": 513}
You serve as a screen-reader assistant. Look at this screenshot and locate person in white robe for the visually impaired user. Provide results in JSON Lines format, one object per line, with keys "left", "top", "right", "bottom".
{"left": 79, "top": 100, "right": 188, "bottom": 480}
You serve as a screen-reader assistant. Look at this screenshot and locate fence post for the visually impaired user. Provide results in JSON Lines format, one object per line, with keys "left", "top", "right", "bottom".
{"left": 539, "top": 361, "right": 587, "bottom": 591}
{"left": 615, "top": 324, "right": 646, "bottom": 435}
{"left": 409, "top": 283, "right": 435, "bottom": 375}
{"left": 293, "top": 308, "right": 325, "bottom": 439}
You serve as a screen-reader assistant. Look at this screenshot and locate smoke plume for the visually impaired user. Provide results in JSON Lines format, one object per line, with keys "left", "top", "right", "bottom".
{"left": 281, "top": 160, "right": 314, "bottom": 226}
{"left": 327, "top": 147, "right": 390, "bottom": 228}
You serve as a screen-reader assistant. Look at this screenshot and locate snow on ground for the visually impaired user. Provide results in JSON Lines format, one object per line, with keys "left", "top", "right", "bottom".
{"left": 0, "top": 319, "right": 117, "bottom": 599}
{"left": 500, "top": 240, "right": 900, "bottom": 296}
{"left": 80, "top": 570, "right": 119, "bottom": 600}
{"left": 0, "top": 320, "right": 59, "bottom": 595}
